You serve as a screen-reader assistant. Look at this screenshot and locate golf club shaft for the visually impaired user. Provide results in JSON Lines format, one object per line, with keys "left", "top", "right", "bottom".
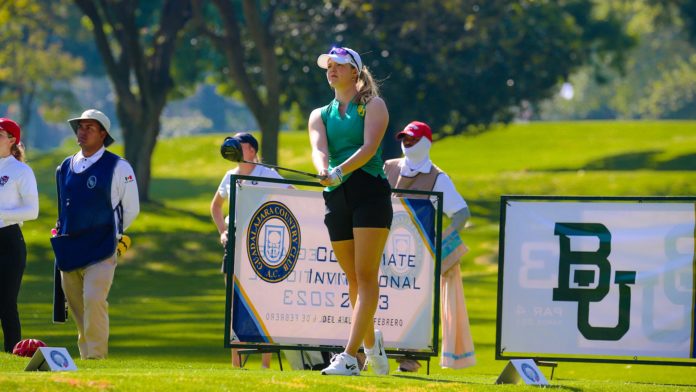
{"left": 243, "top": 160, "right": 326, "bottom": 180}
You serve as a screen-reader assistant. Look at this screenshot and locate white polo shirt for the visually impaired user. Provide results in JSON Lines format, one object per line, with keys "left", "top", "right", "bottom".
{"left": 217, "top": 165, "right": 291, "bottom": 200}
{"left": 433, "top": 173, "right": 468, "bottom": 218}
{"left": 0, "top": 155, "right": 39, "bottom": 228}
{"left": 217, "top": 165, "right": 291, "bottom": 225}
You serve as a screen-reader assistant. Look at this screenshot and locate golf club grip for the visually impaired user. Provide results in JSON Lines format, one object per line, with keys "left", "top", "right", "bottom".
{"left": 53, "top": 261, "right": 67, "bottom": 323}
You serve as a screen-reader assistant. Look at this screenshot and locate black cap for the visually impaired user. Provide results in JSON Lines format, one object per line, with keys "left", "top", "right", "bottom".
{"left": 233, "top": 132, "right": 258, "bottom": 152}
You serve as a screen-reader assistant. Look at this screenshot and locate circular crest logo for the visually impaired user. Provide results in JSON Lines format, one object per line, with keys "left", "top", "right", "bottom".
{"left": 381, "top": 211, "right": 424, "bottom": 290}
{"left": 49, "top": 350, "right": 69, "bottom": 368}
{"left": 246, "top": 201, "right": 301, "bottom": 283}
{"left": 87, "top": 175, "right": 97, "bottom": 189}
{"left": 521, "top": 363, "right": 540, "bottom": 382}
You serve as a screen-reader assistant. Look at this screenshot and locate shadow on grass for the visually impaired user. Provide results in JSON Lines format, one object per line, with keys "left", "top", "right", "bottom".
{"left": 142, "top": 198, "right": 212, "bottom": 223}
{"left": 150, "top": 177, "right": 221, "bottom": 202}
{"left": 537, "top": 151, "right": 696, "bottom": 172}
{"left": 468, "top": 198, "right": 501, "bottom": 224}
{"left": 391, "top": 373, "right": 470, "bottom": 383}
{"left": 626, "top": 381, "right": 696, "bottom": 389}
{"left": 391, "top": 374, "right": 581, "bottom": 390}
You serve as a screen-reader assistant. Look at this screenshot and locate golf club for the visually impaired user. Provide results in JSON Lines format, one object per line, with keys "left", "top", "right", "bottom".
{"left": 220, "top": 137, "right": 326, "bottom": 180}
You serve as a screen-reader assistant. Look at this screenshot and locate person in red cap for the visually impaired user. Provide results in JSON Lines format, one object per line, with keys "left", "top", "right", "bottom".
{"left": 0, "top": 118, "right": 39, "bottom": 352}
{"left": 308, "top": 46, "right": 392, "bottom": 376}
{"left": 384, "top": 121, "right": 476, "bottom": 372}
{"left": 51, "top": 109, "right": 140, "bottom": 359}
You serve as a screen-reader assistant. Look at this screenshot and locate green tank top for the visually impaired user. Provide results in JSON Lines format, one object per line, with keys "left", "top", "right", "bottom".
{"left": 320, "top": 99, "right": 386, "bottom": 191}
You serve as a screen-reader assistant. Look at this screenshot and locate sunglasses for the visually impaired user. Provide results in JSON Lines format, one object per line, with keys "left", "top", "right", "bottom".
{"left": 329, "top": 47, "right": 361, "bottom": 73}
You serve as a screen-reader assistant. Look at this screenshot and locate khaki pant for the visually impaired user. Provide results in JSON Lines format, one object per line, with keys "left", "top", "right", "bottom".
{"left": 61, "top": 255, "right": 117, "bottom": 359}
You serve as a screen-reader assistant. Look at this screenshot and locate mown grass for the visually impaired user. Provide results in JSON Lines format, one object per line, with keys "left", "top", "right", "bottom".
{"left": 1, "top": 121, "right": 695, "bottom": 391}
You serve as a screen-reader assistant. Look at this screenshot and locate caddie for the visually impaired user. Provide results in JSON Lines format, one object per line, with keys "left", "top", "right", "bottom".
{"left": 384, "top": 121, "right": 475, "bottom": 372}
{"left": 51, "top": 109, "right": 139, "bottom": 359}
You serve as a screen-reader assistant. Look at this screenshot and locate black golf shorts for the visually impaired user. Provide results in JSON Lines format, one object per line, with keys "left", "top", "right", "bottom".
{"left": 322, "top": 169, "right": 393, "bottom": 241}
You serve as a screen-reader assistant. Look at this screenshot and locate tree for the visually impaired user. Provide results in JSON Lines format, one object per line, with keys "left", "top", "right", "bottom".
{"left": 0, "top": 0, "right": 83, "bottom": 145}
{"left": 539, "top": 0, "right": 696, "bottom": 120}
{"left": 73, "top": 0, "right": 192, "bottom": 201}
{"left": 277, "top": 0, "right": 635, "bottom": 139}
{"left": 671, "top": 0, "right": 696, "bottom": 43}
{"left": 187, "top": 1, "right": 634, "bottom": 164}
{"left": 192, "top": 0, "right": 281, "bottom": 164}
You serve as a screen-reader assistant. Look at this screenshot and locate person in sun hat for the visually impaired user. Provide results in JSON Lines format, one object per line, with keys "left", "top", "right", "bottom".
{"left": 0, "top": 117, "right": 39, "bottom": 353}
{"left": 384, "top": 120, "right": 475, "bottom": 372}
{"left": 68, "top": 109, "right": 115, "bottom": 147}
{"left": 51, "top": 109, "right": 140, "bottom": 359}
{"left": 308, "top": 45, "right": 392, "bottom": 376}
{"left": 210, "top": 131, "right": 292, "bottom": 369}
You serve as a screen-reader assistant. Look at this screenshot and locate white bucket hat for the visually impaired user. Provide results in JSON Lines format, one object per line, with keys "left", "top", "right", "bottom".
{"left": 68, "top": 109, "right": 114, "bottom": 147}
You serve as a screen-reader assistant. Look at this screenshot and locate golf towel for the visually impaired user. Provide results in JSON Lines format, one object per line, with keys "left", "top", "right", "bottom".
{"left": 440, "top": 226, "right": 476, "bottom": 369}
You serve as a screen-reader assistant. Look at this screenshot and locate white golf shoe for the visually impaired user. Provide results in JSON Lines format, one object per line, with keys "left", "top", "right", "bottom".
{"left": 321, "top": 352, "right": 360, "bottom": 376}
{"left": 364, "top": 329, "right": 390, "bottom": 375}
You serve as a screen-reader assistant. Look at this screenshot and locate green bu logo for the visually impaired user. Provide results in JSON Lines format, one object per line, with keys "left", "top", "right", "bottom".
{"left": 552, "top": 223, "right": 636, "bottom": 341}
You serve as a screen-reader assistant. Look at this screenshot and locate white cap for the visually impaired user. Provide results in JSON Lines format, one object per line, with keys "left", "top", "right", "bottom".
{"left": 68, "top": 109, "right": 114, "bottom": 147}
{"left": 317, "top": 47, "right": 363, "bottom": 73}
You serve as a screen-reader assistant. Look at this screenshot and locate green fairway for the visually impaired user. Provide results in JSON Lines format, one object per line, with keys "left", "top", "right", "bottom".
{"left": 1, "top": 121, "right": 695, "bottom": 391}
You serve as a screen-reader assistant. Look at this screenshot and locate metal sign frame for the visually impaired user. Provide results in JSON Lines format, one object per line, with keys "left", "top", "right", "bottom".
{"left": 224, "top": 174, "right": 443, "bottom": 357}
{"left": 496, "top": 195, "right": 696, "bottom": 366}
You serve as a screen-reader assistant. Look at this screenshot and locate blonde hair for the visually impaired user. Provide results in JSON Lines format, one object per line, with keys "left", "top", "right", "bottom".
{"left": 11, "top": 142, "right": 25, "bottom": 162}
{"left": 353, "top": 66, "right": 380, "bottom": 105}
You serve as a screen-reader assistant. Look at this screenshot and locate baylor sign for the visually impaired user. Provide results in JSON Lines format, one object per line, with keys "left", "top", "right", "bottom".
{"left": 497, "top": 197, "right": 696, "bottom": 366}
{"left": 553, "top": 222, "right": 636, "bottom": 341}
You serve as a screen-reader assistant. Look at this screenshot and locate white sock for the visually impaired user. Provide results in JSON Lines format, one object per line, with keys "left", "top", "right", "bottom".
{"left": 364, "top": 345, "right": 375, "bottom": 356}
{"left": 343, "top": 352, "right": 357, "bottom": 361}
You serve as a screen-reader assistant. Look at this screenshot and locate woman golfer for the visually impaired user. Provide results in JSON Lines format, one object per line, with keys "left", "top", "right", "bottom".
{"left": 308, "top": 46, "right": 392, "bottom": 376}
{"left": 0, "top": 118, "right": 39, "bottom": 352}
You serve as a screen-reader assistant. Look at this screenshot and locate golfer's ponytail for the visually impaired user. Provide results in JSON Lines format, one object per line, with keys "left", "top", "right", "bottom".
{"left": 11, "top": 142, "right": 25, "bottom": 162}
{"left": 354, "top": 66, "right": 380, "bottom": 106}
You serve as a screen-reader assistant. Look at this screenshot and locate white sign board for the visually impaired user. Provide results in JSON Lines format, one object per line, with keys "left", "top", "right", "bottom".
{"left": 227, "top": 183, "right": 439, "bottom": 351}
{"left": 495, "top": 359, "right": 549, "bottom": 385}
{"left": 497, "top": 197, "right": 696, "bottom": 365}
{"left": 25, "top": 347, "right": 77, "bottom": 371}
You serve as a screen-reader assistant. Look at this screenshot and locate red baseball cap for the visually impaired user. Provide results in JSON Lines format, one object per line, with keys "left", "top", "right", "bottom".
{"left": 0, "top": 118, "right": 21, "bottom": 144}
{"left": 397, "top": 121, "right": 432, "bottom": 142}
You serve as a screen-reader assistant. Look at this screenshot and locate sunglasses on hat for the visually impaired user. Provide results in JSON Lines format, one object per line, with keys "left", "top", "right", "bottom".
{"left": 329, "top": 47, "right": 361, "bottom": 74}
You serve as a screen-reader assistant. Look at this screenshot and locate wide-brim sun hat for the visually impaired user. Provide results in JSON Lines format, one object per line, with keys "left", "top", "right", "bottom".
{"left": 317, "top": 47, "right": 363, "bottom": 73}
{"left": 68, "top": 109, "right": 114, "bottom": 147}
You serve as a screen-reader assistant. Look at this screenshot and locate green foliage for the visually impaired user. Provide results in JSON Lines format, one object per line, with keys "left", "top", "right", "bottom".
{"left": 540, "top": 1, "right": 696, "bottom": 120}
{"left": 0, "top": 0, "right": 83, "bottom": 130}
{"left": 3, "top": 121, "right": 695, "bottom": 390}
{"left": 273, "top": 0, "right": 635, "bottom": 138}
{"left": 675, "top": 0, "right": 696, "bottom": 43}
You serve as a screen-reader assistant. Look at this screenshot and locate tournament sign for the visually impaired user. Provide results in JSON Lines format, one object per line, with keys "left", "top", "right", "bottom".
{"left": 496, "top": 196, "right": 696, "bottom": 366}
{"left": 224, "top": 176, "right": 441, "bottom": 353}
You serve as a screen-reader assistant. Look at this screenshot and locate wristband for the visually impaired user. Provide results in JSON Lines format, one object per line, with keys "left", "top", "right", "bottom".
{"left": 331, "top": 166, "right": 343, "bottom": 183}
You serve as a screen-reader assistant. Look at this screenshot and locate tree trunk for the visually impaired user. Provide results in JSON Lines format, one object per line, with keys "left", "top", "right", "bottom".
{"left": 74, "top": 0, "right": 192, "bottom": 202}
{"left": 258, "top": 108, "right": 279, "bottom": 164}
{"left": 118, "top": 103, "right": 160, "bottom": 202}
{"left": 197, "top": 0, "right": 281, "bottom": 165}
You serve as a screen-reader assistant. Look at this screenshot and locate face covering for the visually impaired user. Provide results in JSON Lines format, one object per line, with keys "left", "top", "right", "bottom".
{"left": 401, "top": 137, "right": 432, "bottom": 177}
